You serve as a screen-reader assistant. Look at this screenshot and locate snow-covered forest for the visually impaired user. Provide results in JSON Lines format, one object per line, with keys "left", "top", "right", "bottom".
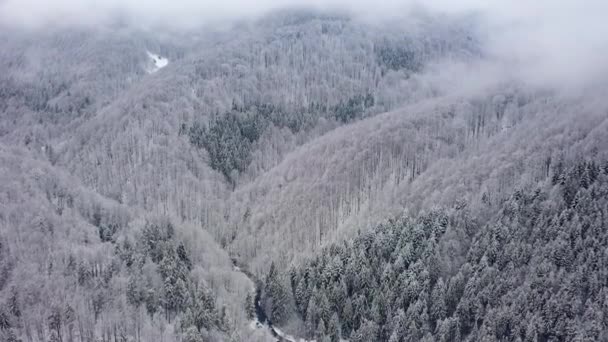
{"left": 1, "top": 2, "right": 607, "bottom": 342}
{"left": 261, "top": 161, "right": 608, "bottom": 341}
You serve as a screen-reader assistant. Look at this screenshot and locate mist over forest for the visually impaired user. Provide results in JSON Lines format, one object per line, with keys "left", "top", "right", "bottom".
{"left": 0, "top": 1, "right": 607, "bottom": 341}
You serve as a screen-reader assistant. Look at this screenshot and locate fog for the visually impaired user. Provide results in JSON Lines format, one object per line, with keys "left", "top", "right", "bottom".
{"left": 1, "top": 0, "right": 607, "bottom": 88}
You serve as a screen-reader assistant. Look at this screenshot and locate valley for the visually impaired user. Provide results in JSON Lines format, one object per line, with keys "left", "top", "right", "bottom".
{"left": 1, "top": 3, "right": 607, "bottom": 342}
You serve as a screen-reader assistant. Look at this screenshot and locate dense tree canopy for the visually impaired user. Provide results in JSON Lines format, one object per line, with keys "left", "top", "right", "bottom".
{"left": 0, "top": 6, "right": 607, "bottom": 342}
{"left": 263, "top": 160, "right": 608, "bottom": 341}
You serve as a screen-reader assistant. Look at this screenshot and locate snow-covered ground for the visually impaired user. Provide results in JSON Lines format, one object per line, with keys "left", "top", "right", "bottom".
{"left": 146, "top": 51, "right": 169, "bottom": 73}
{"left": 249, "top": 318, "right": 297, "bottom": 342}
{"left": 249, "top": 319, "right": 264, "bottom": 331}
{"left": 272, "top": 326, "right": 300, "bottom": 342}
{"left": 248, "top": 319, "right": 349, "bottom": 342}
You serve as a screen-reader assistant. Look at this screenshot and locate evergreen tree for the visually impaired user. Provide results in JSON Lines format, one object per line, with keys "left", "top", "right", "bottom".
{"left": 244, "top": 292, "right": 256, "bottom": 320}
{"left": 328, "top": 312, "right": 341, "bottom": 342}
{"left": 305, "top": 297, "right": 318, "bottom": 338}
{"left": 430, "top": 278, "right": 447, "bottom": 326}
{"left": 316, "top": 319, "right": 327, "bottom": 341}
{"left": 263, "top": 262, "right": 290, "bottom": 325}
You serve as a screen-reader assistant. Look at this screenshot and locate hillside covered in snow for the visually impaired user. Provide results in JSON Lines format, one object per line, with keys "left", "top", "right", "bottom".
{"left": 1, "top": 2, "right": 607, "bottom": 342}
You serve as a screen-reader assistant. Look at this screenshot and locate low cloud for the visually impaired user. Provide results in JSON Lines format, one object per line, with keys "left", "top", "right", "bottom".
{"left": 1, "top": 0, "right": 606, "bottom": 88}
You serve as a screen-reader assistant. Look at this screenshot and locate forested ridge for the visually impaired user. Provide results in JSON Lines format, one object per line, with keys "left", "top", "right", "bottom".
{"left": 0, "top": 5, "right": 607, "bottom": 342}
{"left": 0, "top": 146, "right": 244, "bottom": 341}
{"left": 225, "top": 84, "right": 608, "bottom": 277}
{"left": 261, "top": 160, "right": 608, "bottom": 341}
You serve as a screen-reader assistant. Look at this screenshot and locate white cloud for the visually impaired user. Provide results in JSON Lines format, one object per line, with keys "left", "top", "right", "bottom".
{"left": 0, "top": 0, "right": 606, "bottom": 88}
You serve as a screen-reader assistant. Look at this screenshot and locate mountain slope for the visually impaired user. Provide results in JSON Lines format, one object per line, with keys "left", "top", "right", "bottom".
{"left": 226, "top": 84, "right": 608, "bottom": 275}
{"left": 267, "top": 159, "right": 608, "bottom": 341}
{"left": 0, "top": 7, "right": 607, "bottom": 342}
{"left": 0, "top": 142, "right": 258, "bottom": 341}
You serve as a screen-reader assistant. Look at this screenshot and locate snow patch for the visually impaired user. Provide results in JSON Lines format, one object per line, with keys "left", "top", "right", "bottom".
{"left": 273, "top": 327, "right": 299, "bottom": 342}
{"left": 146, "top": 51, "right": 168, "bottom": 73}
{"left": 248, "top": 320, "right": 348, "bottom": 342}
{"left": 249, "top": 319, "right": 264, "bottom": 330}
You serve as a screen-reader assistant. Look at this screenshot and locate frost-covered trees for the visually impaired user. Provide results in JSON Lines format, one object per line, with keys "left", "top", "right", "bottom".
{"left": 262, "top": 262, "right": 291, "bottom": 325}
{"left": 189, "top": 114, "right": 252, "bottom": 183}
{"left": 0, "top": 146, "right": 237, "bottom": 342}
{"left": 268, "top": 160, "right": 608, "bottom": 341}
{"left": 244, "top": 292, "right": 256, "bottom": 320}
{"left": 1, "top": 5, "right": 608, "bottom": 342}
{"left": 180, "top": 10, "right": 477, "bottom": 184}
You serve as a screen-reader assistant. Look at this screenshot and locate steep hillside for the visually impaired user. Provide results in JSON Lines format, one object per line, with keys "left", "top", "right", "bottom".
{"left": 264, "top": 159, "right": 608, "bottom": 341}
{"left": 1, "top": 5, "right": 607, "bottom": 342}
{"left": 0, "top": 9, "right": 484, "bottom": 341}
{"left": 0, "top": 27, "right": 193, "bottom": 146}
{"left": 226, "top": 84, "right": 608, "bottom": 275}
{"left": 52, "top": 10, "right": 480, "bottom": 239}
{"left": 0, "top": 143, "right": 258, "bottom": 341}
